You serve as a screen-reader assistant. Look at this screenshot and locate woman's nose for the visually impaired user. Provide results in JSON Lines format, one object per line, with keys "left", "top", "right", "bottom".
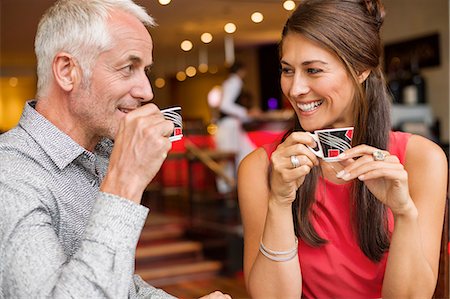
{"left": 290, "top": 73, "right": 310, "bottom": 98}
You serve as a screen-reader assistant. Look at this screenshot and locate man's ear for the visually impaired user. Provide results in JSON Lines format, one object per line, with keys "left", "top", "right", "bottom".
{"left": 358, "top": 69, "right": 371, "bottom": 84}
{"left": 52, "top": 52, "right": 78, "bottom": 92}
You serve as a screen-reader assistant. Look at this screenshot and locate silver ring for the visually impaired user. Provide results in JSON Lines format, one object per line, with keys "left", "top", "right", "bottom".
{"left": 372, "top": 150, "right": 387, "bottom": 161}
{"left": 290, "top": 155, "right": 300, "bottom": 168}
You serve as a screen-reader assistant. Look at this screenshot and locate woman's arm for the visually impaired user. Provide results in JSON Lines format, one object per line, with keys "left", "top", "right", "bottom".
{"left": 338, "top": 135, "right": 447, "bottom": 298}
{"left": 238, "top": 132, "right": 318, "bottom": 299}
{"left": 382, "top": 135, "right": 447, "bottom": 298}
{"left": 238, "top": 148, "right": 301, "bottom": 299}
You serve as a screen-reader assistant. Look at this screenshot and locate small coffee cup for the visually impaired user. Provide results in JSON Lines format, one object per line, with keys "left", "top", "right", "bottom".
{"left": 307, "top": 127, "right": 354, "bottom": 162}
{"left": 161, "top": 106, "right": 183, "bottom": 142}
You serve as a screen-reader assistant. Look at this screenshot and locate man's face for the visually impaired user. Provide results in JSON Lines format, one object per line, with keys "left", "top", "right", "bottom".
{"left": 71, "top": 10, "right": 154, "bottom": 142}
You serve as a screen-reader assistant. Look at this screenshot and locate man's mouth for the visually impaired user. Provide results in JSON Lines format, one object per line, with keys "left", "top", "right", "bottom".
{"left": 297, "top": 99, "right": 323, "bottom": 112}
{"left": 118, "top": 107, "right": 136, "bottom": 114}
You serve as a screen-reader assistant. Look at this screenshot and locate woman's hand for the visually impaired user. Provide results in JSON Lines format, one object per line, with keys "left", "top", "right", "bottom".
{"left": 269, "top": 132, "right": 319, "bottom": 206}
{"left": 338, "top": 145, "right": 414, "bottom": 215}
{"left": 199, "top": 290, "right": 232, "bottom": 299}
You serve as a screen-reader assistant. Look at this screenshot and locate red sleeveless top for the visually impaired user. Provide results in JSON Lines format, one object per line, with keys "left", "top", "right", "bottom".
{"left": 263, "top": 131, "right": 411, "bottom": 298}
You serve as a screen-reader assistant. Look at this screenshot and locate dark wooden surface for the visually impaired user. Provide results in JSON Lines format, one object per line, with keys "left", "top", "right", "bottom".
{"left": 162, "top": 276, "right": 249, "bottom": 299}
{"left": 433, "top": 197, "right": 449, "bottom": 299}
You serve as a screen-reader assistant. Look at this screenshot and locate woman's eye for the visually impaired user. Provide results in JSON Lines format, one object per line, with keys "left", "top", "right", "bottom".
{"left": 307, "top": 68, "right": 322, "bottom": 74}
{"left": 280, "top": 67, "right": 294, "bottom": 75}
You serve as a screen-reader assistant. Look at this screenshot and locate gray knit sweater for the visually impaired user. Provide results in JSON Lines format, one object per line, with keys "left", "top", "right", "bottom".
{"left": 0, "top": 101, "right": 175, "bottom": 298}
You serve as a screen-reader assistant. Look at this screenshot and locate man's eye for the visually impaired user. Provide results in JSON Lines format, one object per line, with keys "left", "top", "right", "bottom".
{"left": 145, "top": 66, "right": 152, "bottom": 78}
{"left": 121, "top": 65, "right": 133, "bottom": 74}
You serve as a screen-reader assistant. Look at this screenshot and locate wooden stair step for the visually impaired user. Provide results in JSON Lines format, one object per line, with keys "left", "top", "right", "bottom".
{"left": 144, "top": 213, "right": 187, "bottom": 227}
{"left": 138, "top": 225, "right": 184, "bottom": 243}
{"left": 137, "top": 260, "right": 223, "bottom": 286}
{"left": 136, "top": 241, "right": 203, "bottom": 260}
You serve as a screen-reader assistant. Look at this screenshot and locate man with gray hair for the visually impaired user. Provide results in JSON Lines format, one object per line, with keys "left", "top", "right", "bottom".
{"left": 0, "top": 0, "right": 230, "bottom": 298}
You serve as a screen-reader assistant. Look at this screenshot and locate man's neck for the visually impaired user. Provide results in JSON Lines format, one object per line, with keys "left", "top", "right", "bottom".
{"left": 35, "top": 97, "right": 100, "bottom": 152}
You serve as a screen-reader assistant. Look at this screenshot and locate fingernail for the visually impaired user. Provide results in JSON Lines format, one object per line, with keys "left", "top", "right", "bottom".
{"left": 342, "top": 172, "right": 352, "bottom": 180}
{"left": 338, "top": 153, "right": 346, "bottom": 159}
{"left": 336, "top": 170, "right": 346, "bottom": 178}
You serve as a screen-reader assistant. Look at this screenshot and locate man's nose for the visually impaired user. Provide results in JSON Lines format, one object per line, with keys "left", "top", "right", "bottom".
{"left": 132, "top": 72, "right": 154, "bottom": 103}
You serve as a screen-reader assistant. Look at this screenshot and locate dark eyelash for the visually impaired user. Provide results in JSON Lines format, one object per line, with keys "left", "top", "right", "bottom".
{"left": 145, "top": 66, "right": 152, "bottom": 77}
{"left": 280, "top": 67, "right": 291, "bottom": 73}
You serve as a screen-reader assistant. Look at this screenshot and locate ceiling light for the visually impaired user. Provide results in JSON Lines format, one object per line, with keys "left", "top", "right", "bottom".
{"left": 224, "top": 23, "right": 236, "bottom": 34}
{"left": 209, "top": 65, "right": 219, "bottom": 74}
{"left": 9, "top": 77, "right": 18, "bottom": 87}
{"left": 158, "top": 0, "right": 171, "bottom": 5}
{"left": 201, "top": 32, "right": 213, "bottom": 44}
{"left": 154, "top": 78, "right": 165, "bottom": 88}
{"left": 198, "top": 63, "right": 208, "bottom": 73}
{"left": 185, "top": 66, "right": 197, "bottom": 77}
{"left": 207, "top": 123, "right": 218, "bottom": 135}
{"left": 283, "top": 0, "right": 296, "bottom": 11}
{"left": 180, "top": 40, "right": 193, "bottom": 51}
{"left": 207, "top": 86, "right": 222, "bottom": 108}
{"left": 176, "top": 71, "right": 186, "bottom": 81}
{"left": 251, "top": 12, "right": 264, "bottom": 23}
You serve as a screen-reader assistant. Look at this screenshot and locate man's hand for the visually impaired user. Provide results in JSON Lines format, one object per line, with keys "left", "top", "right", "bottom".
{"left": 101, "top": 103, "right": 174, "bottom": 203}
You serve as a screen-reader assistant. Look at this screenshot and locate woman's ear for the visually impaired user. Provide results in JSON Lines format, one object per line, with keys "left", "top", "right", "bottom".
{"left": 52, "top": 52, "right": 78, "bottom": 92}
{"left": 358, "top": 69, "right": 371, "bottom": 84}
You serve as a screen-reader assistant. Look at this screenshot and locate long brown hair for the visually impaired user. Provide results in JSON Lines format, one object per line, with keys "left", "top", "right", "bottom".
{"left": 280, "top": 0, "right": 392, "bottom": 261}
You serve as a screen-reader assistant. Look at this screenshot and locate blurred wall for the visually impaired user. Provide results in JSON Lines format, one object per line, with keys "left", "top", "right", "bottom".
{"left": 1, "top": 0, "right": 448, "bottom": 143}
{"left": 382, "top": 0, "right": 449, "bottom": 142}
{"left": 0, "top": 76, "right": 35, "bottom": 132}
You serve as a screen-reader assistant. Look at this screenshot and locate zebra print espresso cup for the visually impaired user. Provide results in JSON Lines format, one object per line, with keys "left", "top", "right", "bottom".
{"left": 307, "top": 127, "right": 353, "bottom": 162}
{"left": 161, "top": 106, "right": 183, "bottom": 142}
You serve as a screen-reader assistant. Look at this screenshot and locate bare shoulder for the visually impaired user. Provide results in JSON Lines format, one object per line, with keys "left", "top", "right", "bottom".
{"left": 405, "top": 134, "right": 448, "bottom": 204}
{"left": 239, "top": 147, "right": 270, "bottom": 173}
{"left": 238, "top": 147, "right": 271, "bottom": 205}
{"left": 405, "top": 135, "right": 448, "bottom": 167}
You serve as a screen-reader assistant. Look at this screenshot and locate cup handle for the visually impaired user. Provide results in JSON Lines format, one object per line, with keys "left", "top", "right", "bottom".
{"left": 306, "top": 133, "right": 323, "bottom": 158}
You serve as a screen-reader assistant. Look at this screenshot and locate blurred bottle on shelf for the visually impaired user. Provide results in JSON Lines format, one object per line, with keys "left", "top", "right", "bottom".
{"left": 402, "top": 56, "right": 426, "bottom": 106}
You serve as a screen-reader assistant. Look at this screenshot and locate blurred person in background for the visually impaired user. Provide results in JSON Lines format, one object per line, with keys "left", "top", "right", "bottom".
{"left": 215, "top": 61, "right": 261, "bottom": 194}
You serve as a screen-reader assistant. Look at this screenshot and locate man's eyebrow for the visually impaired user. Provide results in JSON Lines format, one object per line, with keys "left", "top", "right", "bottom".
{"left": 128, "top": 55, "right": 143, "bottom": 64}
{"left": 128, "top": 55, "right": 153, "bottom": 69}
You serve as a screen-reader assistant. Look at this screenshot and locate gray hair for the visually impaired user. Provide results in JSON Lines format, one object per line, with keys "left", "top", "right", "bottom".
{"left": 34, "top": 0, "right": 156, "bottom": 98}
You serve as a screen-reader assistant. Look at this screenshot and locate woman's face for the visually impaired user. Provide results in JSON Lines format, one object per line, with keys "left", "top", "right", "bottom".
{"left": 280, "top": 32, "right": 356, "bottom": 132}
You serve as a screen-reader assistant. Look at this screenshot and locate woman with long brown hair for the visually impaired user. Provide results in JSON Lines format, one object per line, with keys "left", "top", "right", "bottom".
{"left": 238, "top": 0, "right": 448, "bottom": 298}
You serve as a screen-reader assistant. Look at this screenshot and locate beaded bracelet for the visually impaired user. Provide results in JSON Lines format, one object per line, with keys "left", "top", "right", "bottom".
{"left": 259, "top": 237, "right": 298, "bottom": 262}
